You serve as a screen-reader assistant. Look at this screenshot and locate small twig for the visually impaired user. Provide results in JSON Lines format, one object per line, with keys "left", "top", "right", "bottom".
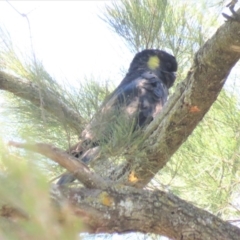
{"left": 6, "top": 0, "right": 46, "bottom": 123}
{"left": 0, "top": 204, "right": 28, "bottom": 220}
{"left": 8, "top": 141, "right": 111, "bottom": 189}
{"left": 0, "top": 71, "right": 84, "bottom": 134}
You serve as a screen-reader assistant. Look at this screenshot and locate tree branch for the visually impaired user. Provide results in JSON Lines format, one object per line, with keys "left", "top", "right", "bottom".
{"left": 2, "top": 12, "right": 240, "bottom": 190}
{"left": 5, "top": 13, "right": 240, "bottom": 189}
{"left": 51, "top": 186, "right": 240, "bottom": 240}
{"left": 113, "top": 10, "right": 240, "bottom": 187}
{"left": 8, "top": 141, "right": 111, "bottom": 189}
{"left": 0, "top": 71, "right": 84, "bottom": 134}
{"left": 1, "top": 5, "right": 240, "bottom": 240}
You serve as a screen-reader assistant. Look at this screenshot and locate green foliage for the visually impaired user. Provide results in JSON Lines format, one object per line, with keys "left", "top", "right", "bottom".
{"left": 157, "top": 89, "right": 240, "bottom": 219}
{"left": 0, "top": 27, "right": 115, "bottom": 179}
{"left": 0, "top": 0, "right": 239, "bottom": 237}
{"left": 102, "top": 0, "right": 168, "bottom": 52}
{"left": 0, "top": 140, "right": 82, "bottom": 239}
{"left": 0, "top": 27, "right": 76, "bottom": 144}
{"left": 102, "top": 0, "right": 219, "bottom": 80}
{"left": 102, "top": 0, "right": 240, "bottom": 221}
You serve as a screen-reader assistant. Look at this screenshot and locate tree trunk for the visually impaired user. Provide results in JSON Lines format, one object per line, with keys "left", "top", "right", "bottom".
{"left": 51, "top": 185, "right": 240, "bottom": 240}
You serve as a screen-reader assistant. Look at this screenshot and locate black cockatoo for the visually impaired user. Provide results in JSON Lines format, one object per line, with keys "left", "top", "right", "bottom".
{"left": 57, "top": 49, "right": 177, "bottom": 185}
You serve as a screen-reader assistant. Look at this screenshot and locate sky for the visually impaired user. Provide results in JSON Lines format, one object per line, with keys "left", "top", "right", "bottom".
{"left": 0, "top": 1, "right": 238, "bottom": 89}
{"left": 0, "top": 3, "right": 170, "bottom": 239}
{"left": 0, "top": 1, "right": 136, "bottom": 144}
{"left": 0, "top": 0, "right": 239, "bottom": 133}
{"left": 0, "top": 1, "right": 132, "bottom": 85}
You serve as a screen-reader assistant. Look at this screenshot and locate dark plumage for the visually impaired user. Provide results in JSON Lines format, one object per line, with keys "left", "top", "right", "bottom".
{"left": 57, "top": 49, "right": 177, "bottom": 185}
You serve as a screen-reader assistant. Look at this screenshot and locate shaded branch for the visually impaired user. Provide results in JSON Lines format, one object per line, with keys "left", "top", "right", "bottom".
{"left": 2, "top": 185, "right": 240, "bottom": 239}
{"left": 114, "top": 10, "right": 240, "bottom": 187}
{"left": 50, "top": 185, "right": 240, "bottom": 240}
{"left": 2, "top": 11, "right": 240, "bottom": 190}
{"left": 0, "top": 71, "right": 84, "bottom": 135}
{"left": 0, "top": 204, "right": 28, "bottom": 220}
{"left": 8, "top": 141, "right": 111, "bottom": 189}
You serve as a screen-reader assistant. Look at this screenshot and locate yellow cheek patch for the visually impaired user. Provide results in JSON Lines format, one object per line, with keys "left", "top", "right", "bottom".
{"left": 147, "top": 55, "right": 160, "bottom": 70}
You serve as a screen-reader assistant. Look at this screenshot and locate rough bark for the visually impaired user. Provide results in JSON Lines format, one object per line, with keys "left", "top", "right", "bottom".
{"left": 113, "top": 14, "right": 240, "bottom": 187}
{"left": 0, "top": 15, "right": 240, "bottom": 189}
{"left": 7, "top": 140, "right": 240, "bottom": 239}
{"left": 1, "top": 9, "right": 240, "bottom": 240}
{"left": 8, "top": 141, "right": 111, "bottom": 189}
{"left": 0, "top": 71, "right": 83, "bottom": 134}
{"left": 3, "top": 11, "right": 239, "bottom": 189}
{"left": 50, "top": 186, "right": 240, "bottom": 240}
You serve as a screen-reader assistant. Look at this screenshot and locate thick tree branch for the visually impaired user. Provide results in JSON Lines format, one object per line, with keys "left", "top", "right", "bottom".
{"left": 0, "top": 71, "right": 84, "bottom": 134}
{"left": 8, "top": 141, "right": 111, "bottom": 189}
{"left": 115, "top": 10, "right": 240, "bottom": 187}
{"left": 2, "top": 11, "right": 240, "bottom": 239}
{"left": 1, "top": 12, "right": 240, "bottom": 190}
{"left": 50, "top": 186, "right": 240, "bottom": 240}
